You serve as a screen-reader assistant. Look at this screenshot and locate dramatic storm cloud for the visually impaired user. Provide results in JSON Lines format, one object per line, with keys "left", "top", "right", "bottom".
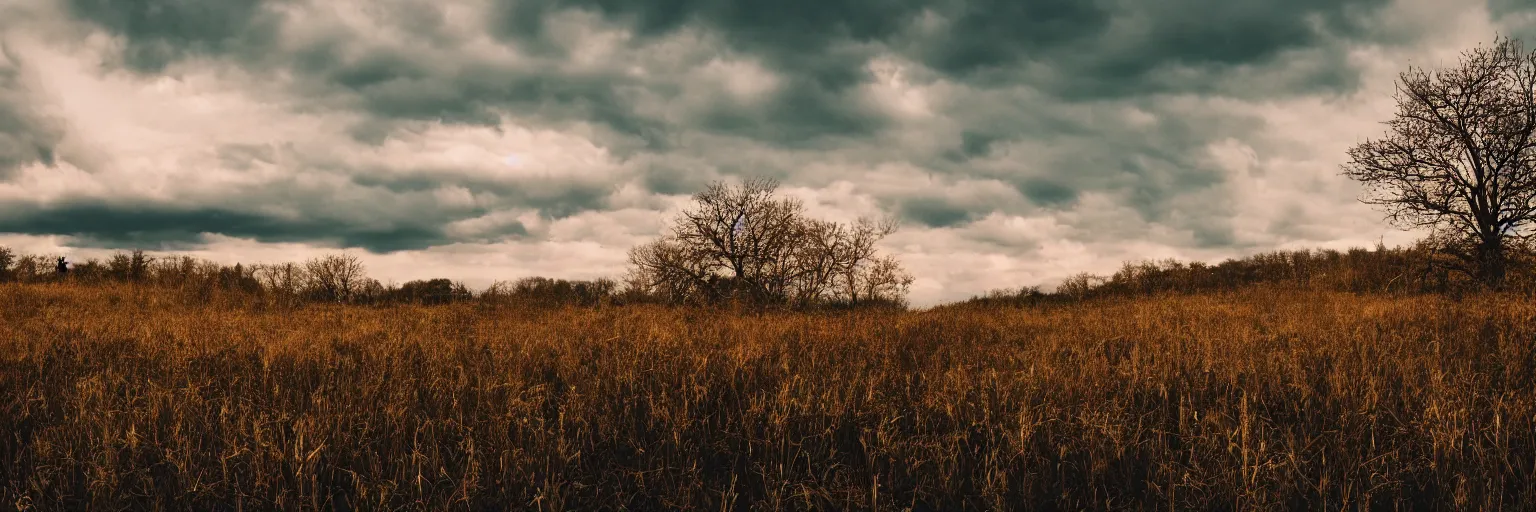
{"left": 0, "top": 0, "right": 1524, "bottom": 304}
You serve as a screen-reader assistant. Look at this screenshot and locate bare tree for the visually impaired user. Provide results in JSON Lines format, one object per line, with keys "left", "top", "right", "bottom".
{"left": 1057, "top": 272, "right": 1108, "bottom": 300}
{"left": 628, "top": 239, "right": 715, "bottom": 304}
{"left": 395, "top": 278, "right": 475, "bottom": 305}
{"left": 832, "top": 217, "right": 911, "bottom": 306}
{"left": 106, "top": 250, "right": 153, "bottom": 282}
{"left": 0, "top": 246, "right": 13, "bottom": 282}
{"left": 628, "top": 178, "right": 911, "bottom": 308}
{"left": 304, "top": 254, "right": 366, "bottom": 302}
{"left": 675, "top": 177, "right": 805, "bottom": 303}
{"left": 255, "top": 262, "right": 307, "bottom": 296}
{"left": 10, "top": 254, "right": 47, "bottom": 281}
{"left": 848, "top": 254, "right": 915, "bottom": 307}
{"left": 629, "top": 177, "right": 804, "bottom": 304}
{"left": 785, "top": 219, "right": 846, "bottom": 305}
{"left": 1344, "top": 36, "right": 1536, "bottom": 287}
{"left": 353, "top": 278, "right": 387, "bottom": 304}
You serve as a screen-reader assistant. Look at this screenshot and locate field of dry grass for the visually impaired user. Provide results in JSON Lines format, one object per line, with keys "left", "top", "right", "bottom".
{"left": 2, "top": 282, "right": 1534, "bottom": 510}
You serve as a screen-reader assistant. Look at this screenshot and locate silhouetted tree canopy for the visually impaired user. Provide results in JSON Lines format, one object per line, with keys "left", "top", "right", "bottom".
{"left": 1344, "top": 36, "right": 1536, "bottom": 288}
{"left": 394, "top": 278, "right": 473, "bottom": 305}
{"left": 626, "top": 178, "right": 912, "bottom": 308}
{"left": 480, "top": 277, "right": 616, "bottom": 307}
{"left": 304, "top": 254, "right": 366, "bottom": 302}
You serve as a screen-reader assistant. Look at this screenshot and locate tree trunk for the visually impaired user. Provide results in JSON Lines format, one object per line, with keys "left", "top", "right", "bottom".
{"left": 1478, "top": 234, "right": 1507, "bottom": 289}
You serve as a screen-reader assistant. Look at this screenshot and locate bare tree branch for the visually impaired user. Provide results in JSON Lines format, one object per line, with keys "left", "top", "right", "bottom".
{"left": 1343, "top": 36, "right": 1536, "bottom": 287}
{"left": 627, "top": 179, "right": 911, "bottom": 308}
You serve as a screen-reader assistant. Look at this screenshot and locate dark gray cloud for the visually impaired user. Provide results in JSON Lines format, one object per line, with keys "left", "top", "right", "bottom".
{"left": 523, "top": 0, "right": 1390, "bottom": 98}
{"left": 942, "top": 130, "right": 1001, "bottom": 161}
{"left": 1491, "top": 0, "right": 1536, "bottom": 16}
{"left": 0, "top": 42, "right": 63, "bottom": 178}
{"left": 64, "top": 0, "right": 288, "bottom": 72}
{"left": 1036, "top": 0, "right": 1386, "bottom": 97}
{"left": 879, "top": 89, "right": 1264, "bottom": 243}
{"left": 293, "top": 45, "right": 671, "bottom": 146}
{"left": 345, "top": 172, "right": 613, "bottom": 220}
{"left": 639, "top": 158, "right": 718, "bottom": 196}
{"left": 900, "top": 196, "right": 981, "bottom": 228}
{"left": 1488, "top": 1, "right": 1536, "bottom": 43}
{"left": 696, "top": 88, "right": 889, "bottom": 148}
{"left": 0, "top": 140, "right": 557, "bottom": 253}
{"left": 0, "top": 201, "right": 484, "bottom": 252}
{"left": 1018, "top": 179, "right": 1076, "bottom": 207}
{"left": 60, "top": 0, "right": 1394, "bottom": 148}
{"left": 56, "top": 0, "right": 671, "bottom": 149}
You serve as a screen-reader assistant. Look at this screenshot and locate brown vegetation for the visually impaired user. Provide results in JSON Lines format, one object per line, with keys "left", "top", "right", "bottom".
{"left": 967, "top": 241, "right": 1536, "bottom": 308}
{"left": 2, "top": 275, "right": 1534, "bottom": 510}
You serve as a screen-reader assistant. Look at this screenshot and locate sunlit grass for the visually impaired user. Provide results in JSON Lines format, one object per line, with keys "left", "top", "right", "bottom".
{"left": 2, "top": 282, "right": 1533, "bottom": 510}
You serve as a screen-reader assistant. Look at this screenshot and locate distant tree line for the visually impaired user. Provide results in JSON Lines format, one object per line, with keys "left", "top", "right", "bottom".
{"left": 6, "top": 235, "right": 1536, "bottom": 313}
{"left": 0, "top": 178, "right": 917, "bottom": 311}
{"left": 963, "top": 239, "right": 1536, "bottom": 308}
{"left": 0, "top": 248, "right": 618, "bottom": 308}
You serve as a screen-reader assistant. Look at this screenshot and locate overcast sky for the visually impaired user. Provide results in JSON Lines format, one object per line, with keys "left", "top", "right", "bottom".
{"left": 2, "top": 0, "right": 1534, "bottom": 305}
